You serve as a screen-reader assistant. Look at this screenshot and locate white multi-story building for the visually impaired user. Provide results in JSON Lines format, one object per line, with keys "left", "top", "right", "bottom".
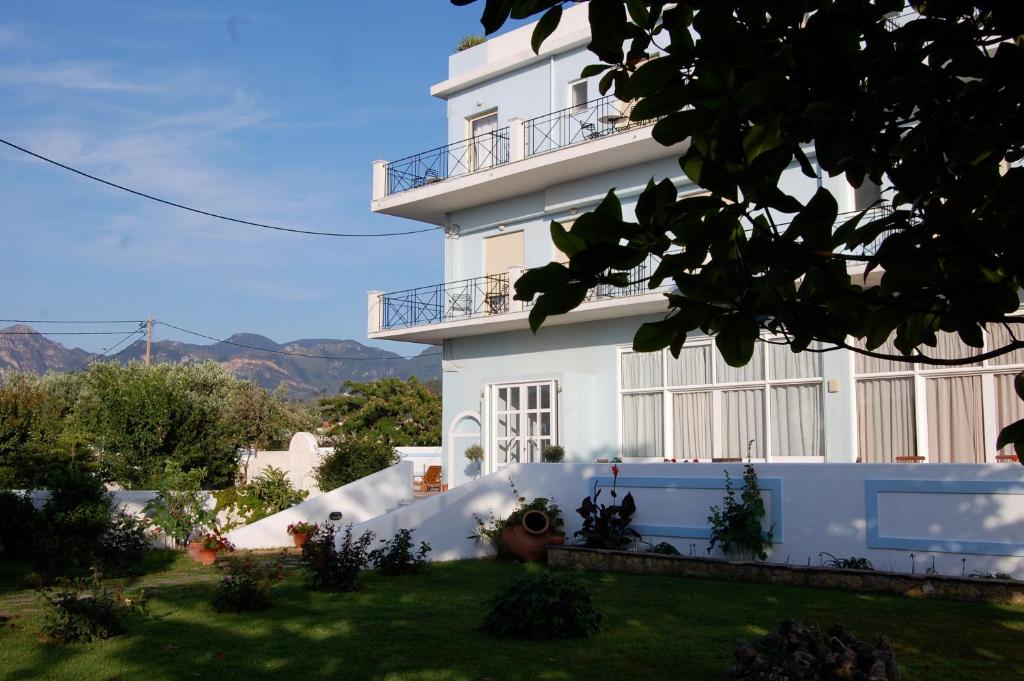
{"left": 368, "top": 5, "right": 1023, "bottom": 488}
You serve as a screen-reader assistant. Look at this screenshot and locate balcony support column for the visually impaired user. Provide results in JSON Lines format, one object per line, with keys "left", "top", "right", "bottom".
{"left": 367, "top": 290, "right": 384, "bottom": 334}
{"left": 507, "top": 266, "right": 525, "bottom": 312}
{"left": 508, "top": 118, "right": 525, "bottom": 163}
{"left": 372, "top": 160, "right": 388, "bottom": 200}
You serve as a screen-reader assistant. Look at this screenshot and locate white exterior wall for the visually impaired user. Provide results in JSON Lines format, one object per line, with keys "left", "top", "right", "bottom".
{"left": 245, "top": 432, "right": 329, "bottom": 494}
{"left": 352, "top": 462, "right": 1024, "bottom": 579}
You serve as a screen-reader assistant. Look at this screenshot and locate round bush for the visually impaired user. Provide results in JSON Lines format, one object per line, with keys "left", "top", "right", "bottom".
{"left": 482, "top": 572, "right": 601, "bottom": 640}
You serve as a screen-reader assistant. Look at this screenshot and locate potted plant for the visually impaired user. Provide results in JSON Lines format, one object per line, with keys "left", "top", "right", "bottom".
{"left": 541, "top": 444, "right": 565, "bottom": 463}
{"left": 189, "top": 532, "right": 234, "bottom": 566}
{"left": 465, "top": 444, "right": 484, "bottom": 478}
{"left": 287, "top": 521, "right": 317, "bottom": 548}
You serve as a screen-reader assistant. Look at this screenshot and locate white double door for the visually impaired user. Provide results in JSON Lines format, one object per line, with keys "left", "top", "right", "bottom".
{"left": 491, "top": 380, "right": 557, "bottom": 470}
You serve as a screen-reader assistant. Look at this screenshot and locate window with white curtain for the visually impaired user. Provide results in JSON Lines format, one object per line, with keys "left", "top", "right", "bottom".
{"left": 618, "top": 342, "right": 824, "bottom": 460}
{"left": 853, "top": 326, "right": 1024, "bottom": 463}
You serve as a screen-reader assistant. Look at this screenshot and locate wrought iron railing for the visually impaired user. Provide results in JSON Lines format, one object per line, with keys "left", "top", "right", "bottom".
{"left": 523, "top": 95, "right": 655, "bottom": 156}
{"left": 380, "top": 273, "right": 511, "bottom": 330}
{"left": 837, "top": 203, "right": 897, "bottom": 256}
{"left": 385, "top": 128, "right": 510, "bottom": 195}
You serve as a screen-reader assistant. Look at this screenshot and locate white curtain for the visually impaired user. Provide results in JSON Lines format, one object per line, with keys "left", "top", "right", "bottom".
{"left": 622, "top": 393, "right": 663, "bottom": 457}
{"left": 770, "top": 384, "right": 823, "bottom": 456}
{"left": 926, "top": 375, "right": 984, "bottom": 463}
{"left": 621, "top": 351, "right": 663, "bottom": 389}
{"left": 721, "top": 388, "right": 764, "bottom": 458}
{"left": 854, "top": 337, "right": 904, "bottom": 374}
{"left": 996, "top": 372, "right": 1024, "bottom": 456}
{"left": 931, "top": 331, "right": 982, "bottom": 365}
{"left": 989, "top": 325, "right": 1024, "bottom": 366}
{"left": 716, "top": 347, "right": 764, "bottom": 383}
{"left": 857, "top": 378, "right": 915, "bottom": 462}
{"left": 767, "top": 343, "right": 820, "bottom": 380}
{"left": 667, "top": 345, "right": 711, "bottom": 386}
{"left": 673, "top": 392, "right": 712, "bottom": 459}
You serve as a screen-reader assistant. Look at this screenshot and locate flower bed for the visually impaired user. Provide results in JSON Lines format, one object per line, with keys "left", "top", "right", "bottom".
{"left": 548, "top": 545, "right": 1024, "bottom": 605}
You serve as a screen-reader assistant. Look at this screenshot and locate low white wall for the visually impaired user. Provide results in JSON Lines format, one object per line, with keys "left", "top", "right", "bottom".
{"left": 396, "top": 446, "right": 443, "bottom": 476}
{"left": 228, "top": 461, "right": 414, "bottom": 550}
{"left": 351, "top": 462, "right": 1024, "bottom": 578}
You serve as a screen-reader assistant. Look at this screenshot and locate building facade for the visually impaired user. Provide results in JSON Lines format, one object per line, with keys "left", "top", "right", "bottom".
{"left": 368, "top": 5, "right": 1023, "bottom": 488}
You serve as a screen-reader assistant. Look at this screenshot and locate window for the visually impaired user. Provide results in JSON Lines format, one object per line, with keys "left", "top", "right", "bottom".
{"left": 468, "top": 112, "right": 499, "bottom": 172}
{"left": 491, "top": 381, "right": 557, "bottom": 468}
{"left": 618, "top": 342, "right": 824, "bottom": 460}
{"left": 853, "top": 326, "right": 1024, "bottom": 462}
{"left": 570, "top": 80, "right": 588, "bottom": 112}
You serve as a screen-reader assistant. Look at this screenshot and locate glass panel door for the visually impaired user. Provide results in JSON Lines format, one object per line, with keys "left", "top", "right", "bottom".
{"left": 470, "top": 112, "right": 498, "bottom": 171}
{"left": 491, "top": 381, "right": 557, "bottom": 468}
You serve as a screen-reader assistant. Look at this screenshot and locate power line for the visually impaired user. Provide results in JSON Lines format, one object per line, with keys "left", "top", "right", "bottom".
{"left": 157, "top": 321, "right": 441, "bottom": 361}
{"left": 0, "top": 318, "right": 146, "bottom": 324}
{"left": 71, "top": 324, "right": 147, "bottom": 372}
{"left": 0, "top": 330, "right": 149, "bottom": 335}
{"left": 0, "top": 137, "right": 440, "bottom": 238}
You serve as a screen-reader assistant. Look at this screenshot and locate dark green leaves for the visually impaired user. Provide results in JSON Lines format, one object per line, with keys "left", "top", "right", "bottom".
{"left": 531, "top": 5, "right": 562, "bottom": 54}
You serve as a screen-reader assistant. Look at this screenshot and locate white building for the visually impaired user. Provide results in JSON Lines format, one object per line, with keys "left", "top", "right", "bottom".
{"left": 367, "top": 5, "right": 1024, "bottom": 489}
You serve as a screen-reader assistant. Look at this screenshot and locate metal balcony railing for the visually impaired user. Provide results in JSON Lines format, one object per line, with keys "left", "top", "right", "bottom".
{"left": 379, "top": 273, "right": 511, "bottom": 331}
{"left": 385, "top": 128, "right": 510, "bottom": 195}
{"left": 523, "top": 95, "right": 655, "bottom": 156}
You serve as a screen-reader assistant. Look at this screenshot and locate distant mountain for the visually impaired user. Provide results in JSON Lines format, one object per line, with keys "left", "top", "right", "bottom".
{"left": 0, "top": 325, "right": 441, "bottom": 400}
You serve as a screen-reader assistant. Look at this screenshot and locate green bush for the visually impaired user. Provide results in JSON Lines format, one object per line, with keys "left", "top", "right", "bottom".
{"left": 455, "top": 34, "right": 485, "bottom": 52}
{"left": 0, "top": 490, "right": 36, "bottom": 559}
{"left": 38, "top": 572, "right": 146, "bottom": 643}
{"left": 313, "top": 436, "right": 397, "bottom": 491}
{"left": 370, "top": 529, "right": 431, "bottom": 575}
{"left": 32, "top": 462, "right": 113, "bottom": 578}
{"left": 300, "top": 523, "right": 375, "bottom": 592}
{"left": 143, "top": 463, "right": 214, "bottom": 547}
{"left": 482, "top": 572, "right": 602, "bottom": 640}
{"left": 212, "top": 555, "right": 285, "bottom": 613}
{"left": 707, "top": 464, "right": 774, "bottom": 561}
{"left": 215, "top": 466, "right": 308, "bottom": 529}
{"left": 96, "top": 511, "right": 151, "bottom": 576}
{"left": 541, "top": 444, "right": 565, "bottom": 463}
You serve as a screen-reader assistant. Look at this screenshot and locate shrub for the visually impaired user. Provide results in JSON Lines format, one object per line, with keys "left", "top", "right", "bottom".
{"left": 0, "top": 490, "right": 36, "bottom": 559}
{"left": 370, "top": 529, "right": 431, "bottom": 575}
{"left": 300, "top": 523, "right": 374, "bottom": 592}
{"left": 575, "top": 465, "right": 639, "bottom": 550}
{"left": 37, "top": 571, "right": 146, "bottom": 643}
{"left": 215, "top": 466, "right": 308, "bottom": 529}
{"left": 820, "top": 553, "right": 874, "bottom": 571}
{"left": 96, "top": 510, "right": 151, "bottom": 575}
{"left": 482, "top": 572, "right": 601, "bottom": 640}
{"left": 287, "top": 521, "right": 317, "bottom": 536}
{"left": 541, "top": 444, "right": 565, "bottom": 463}
{"left": 455, "top": 34, "right": 486, "bottom": 52}
{"left": 212, "top": 555, "right": 285, "bottom": 613}
{"left": 32, "top": 462, "right": 113, "bottom": 578}
{"left": 464, "top": 444, "right": 484, "bottom": 463}
{"left": 143, "top": 463, "right": 215, "bottom": 547}
{"left": 729, "top": 620, "right": 900, "bottom": 680}
{"left": 470, "top": 477, "right": 565, "bottom": 557}
{"left": 707, "top": 464, "right": 774, "bottom": 561}
{"left": 313, "top": 436, "right": 397, "bottom": 491}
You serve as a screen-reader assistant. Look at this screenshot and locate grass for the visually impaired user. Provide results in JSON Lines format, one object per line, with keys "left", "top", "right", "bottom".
{"left": 1, "top": 553, "right": 1022, "bottom": 680}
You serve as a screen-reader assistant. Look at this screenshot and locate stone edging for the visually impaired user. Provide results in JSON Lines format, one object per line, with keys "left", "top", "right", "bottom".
{"left": 547, "top": 545, "right": 1024, "bottom": 605}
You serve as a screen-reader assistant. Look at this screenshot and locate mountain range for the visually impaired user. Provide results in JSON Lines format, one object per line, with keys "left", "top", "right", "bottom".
{"left": 0, "top": 324, "right": 441, "bottom": 400}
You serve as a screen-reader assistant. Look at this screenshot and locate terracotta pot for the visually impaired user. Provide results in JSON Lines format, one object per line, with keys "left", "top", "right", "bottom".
{"left": 500, "top": 511, "right": 564, "bottom": 562}
{"left": 187, "top": 542, "right": 219, "bottom": 566}
{"left": 292, "top": 532, "right": 311, "bottom": 548}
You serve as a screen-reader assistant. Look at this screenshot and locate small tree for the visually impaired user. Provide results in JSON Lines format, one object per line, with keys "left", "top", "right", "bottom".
{"left": 707, "top": 465, "right": 774, "bottom": 561}
{"left": 143, "top": 463, "right": 215, "bottom": 547}
{"left": 313, "top": 435, "right": 398, "bottom": 491}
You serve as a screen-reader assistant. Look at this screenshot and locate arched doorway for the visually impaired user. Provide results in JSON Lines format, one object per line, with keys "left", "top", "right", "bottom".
{"left": 447, "top": 411, "right": 482, "bottom": 486}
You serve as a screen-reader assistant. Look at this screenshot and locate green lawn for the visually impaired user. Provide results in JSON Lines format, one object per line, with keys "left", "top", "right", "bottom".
{"left": 1, "top": 553, "right": 1022, "bottom": 681}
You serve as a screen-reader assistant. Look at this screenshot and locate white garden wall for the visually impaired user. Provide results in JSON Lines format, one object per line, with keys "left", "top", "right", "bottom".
{"left": 244, "top": 432, "right": 330, "bottom": 493}
{"left": 351, "top": 462, "right": 1024, "bottom": 578}
{"left": 227, "top": 460, "right": 413, "bottom": 550}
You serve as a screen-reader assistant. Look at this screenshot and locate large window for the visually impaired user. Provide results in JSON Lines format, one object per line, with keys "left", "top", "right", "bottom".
{"left": 854, "top": 326, "right": 1024, "bottom": 463}
{"left": 618, "top": 342, "right": 824, "bottom": 460}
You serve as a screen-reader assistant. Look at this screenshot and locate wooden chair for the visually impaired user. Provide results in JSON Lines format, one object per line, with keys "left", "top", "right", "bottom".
{"left": 995, "top": 453, "right": 1020, "bottom": 463}
{"left": 895, "top": 455, "right": 925, "bottom": 463}
{"left": 419, "top": 465, "right": 444, "bottom": 493}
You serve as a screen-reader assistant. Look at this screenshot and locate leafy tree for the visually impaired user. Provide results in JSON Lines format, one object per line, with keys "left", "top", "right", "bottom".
{"left": 318, "top": 377, "right": 441, "bottom": 447}
{"left": 313, "top": 434, "right": 399, "bottom": 491}
{"left": 456, "top": 0, "right": 1024, "bottom": 455}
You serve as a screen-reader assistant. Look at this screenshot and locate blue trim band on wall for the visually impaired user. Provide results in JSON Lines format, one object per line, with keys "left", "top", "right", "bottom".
{"left": 588, "top": 475, "right": 784, "bottom": 543}
{"left": 865, "top": 479, "right": 1024, "bottom": 557}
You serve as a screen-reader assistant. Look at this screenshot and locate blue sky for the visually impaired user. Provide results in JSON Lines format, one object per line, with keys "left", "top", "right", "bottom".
{"left": 0, "top": 2, "right": 520, "bottom": 355}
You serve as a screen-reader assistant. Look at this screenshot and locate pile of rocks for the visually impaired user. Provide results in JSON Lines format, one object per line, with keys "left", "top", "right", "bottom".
{"left": 729, "top": 620, "right": 900, "bottom": 680}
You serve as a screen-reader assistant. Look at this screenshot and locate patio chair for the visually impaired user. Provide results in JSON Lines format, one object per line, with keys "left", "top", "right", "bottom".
{"left": 420, "top": 465, "right": 444, "bottom": 493}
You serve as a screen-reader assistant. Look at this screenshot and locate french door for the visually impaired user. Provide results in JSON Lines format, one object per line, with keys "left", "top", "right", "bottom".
{"left": 491, "top": 380, "right": 557, "bottom": 470}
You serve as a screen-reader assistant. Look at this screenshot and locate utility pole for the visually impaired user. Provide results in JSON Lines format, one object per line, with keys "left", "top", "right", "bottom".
{"left": 144, "top": 317, "right": 154, "bottom": 366}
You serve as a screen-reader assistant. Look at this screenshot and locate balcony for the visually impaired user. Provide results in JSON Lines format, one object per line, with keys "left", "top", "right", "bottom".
{"left": 367, "top": 255, "right": 672, "bottom": 343}
{"left": 371, "top": 96, "right": 676, "bottom": 225}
